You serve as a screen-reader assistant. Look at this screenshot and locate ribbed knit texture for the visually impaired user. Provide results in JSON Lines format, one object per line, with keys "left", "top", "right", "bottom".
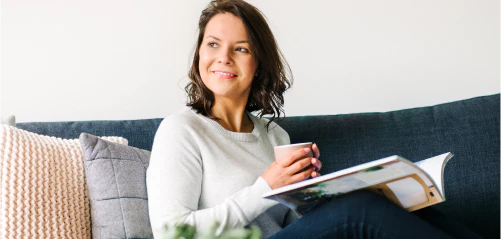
{"left": 0, "top": 125, "right": 127, "bottom": 238}
{"left": 147, "top": 107, "right": 291, "bottom": 238}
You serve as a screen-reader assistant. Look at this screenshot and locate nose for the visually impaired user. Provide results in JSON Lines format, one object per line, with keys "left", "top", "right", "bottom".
{"left": 217, "top": 48, "right": 233, "bottom": 65}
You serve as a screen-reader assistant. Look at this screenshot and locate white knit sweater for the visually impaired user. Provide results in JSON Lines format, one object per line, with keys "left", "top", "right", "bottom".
{"left": 146, "top": 107, "right": 296, "bottom": 238}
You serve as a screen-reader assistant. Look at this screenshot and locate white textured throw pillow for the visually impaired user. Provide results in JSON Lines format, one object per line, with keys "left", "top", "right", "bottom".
{"left": 0, "top": 115, "right": 15, "bottom": 127}
{"left": 0, "top": 125, "right": 128, "bottom": 238}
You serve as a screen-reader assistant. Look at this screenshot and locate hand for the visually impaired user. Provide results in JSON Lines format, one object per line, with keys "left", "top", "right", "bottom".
{"left": 262, "top": 146, "right": 320, "bottom": 190}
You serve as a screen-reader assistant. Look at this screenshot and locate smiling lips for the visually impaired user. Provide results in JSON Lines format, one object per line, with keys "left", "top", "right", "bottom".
{"left": 213, "top": 70, "right": 237, "bottom": 79}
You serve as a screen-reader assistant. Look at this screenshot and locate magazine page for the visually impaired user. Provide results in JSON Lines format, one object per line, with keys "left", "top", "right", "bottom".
{"left": 413, "top": 152, "right": 453, "bottom": 198}
{"left": 265, "top": 156, "right": 444, "bottom": 216}
{"left": 264, "top": 156, "right": 400, "bottom": 197}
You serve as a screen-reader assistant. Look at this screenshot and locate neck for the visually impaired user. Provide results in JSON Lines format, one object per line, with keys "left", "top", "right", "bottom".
{"left": 211, "top": 97, "right": 253, "bottom": 133}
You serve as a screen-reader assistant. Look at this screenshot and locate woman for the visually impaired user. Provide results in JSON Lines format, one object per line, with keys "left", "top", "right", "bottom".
{"left": 147, "top": 1, "right": 469, "bottom": 238}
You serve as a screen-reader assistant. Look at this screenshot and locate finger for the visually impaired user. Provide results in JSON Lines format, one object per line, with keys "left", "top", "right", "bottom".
{"left": 292, "top": 166, "right": 315, "bottom": 182}
{"left": 312, "top": 143, "right": 320, "bottom": 159}
{"left": 312, "top": 158, "right": 322, "bottom": 171}
{"left": 281, "top": 147, "right": 312, "bottom": 167}
{"left": 311, "top": 170, "right": 322, "bottom": 178}
{"left": 287, "top": 157, "right": 313, "bottom": 175}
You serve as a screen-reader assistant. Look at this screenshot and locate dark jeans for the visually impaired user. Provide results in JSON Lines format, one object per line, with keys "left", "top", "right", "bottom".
{"left": 269, "top": 191, "right": 481, "bottom": 239}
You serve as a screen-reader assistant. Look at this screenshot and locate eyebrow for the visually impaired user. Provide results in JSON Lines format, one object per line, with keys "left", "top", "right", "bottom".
{"left": 207, "top": 35, "right": 248, "bottom": 44}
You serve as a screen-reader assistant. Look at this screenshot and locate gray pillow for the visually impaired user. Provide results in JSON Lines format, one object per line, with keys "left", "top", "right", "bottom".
{"left": 79, "top": 133, "right": 153, "bottom": 239}
{"left": 1, "top": 115, "right": 15, "bottom": 127}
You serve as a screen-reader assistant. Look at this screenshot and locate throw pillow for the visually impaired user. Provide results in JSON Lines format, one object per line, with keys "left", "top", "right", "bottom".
{"left": 0, "top": 125, "right": 127, "bottom": 238}
{"left": 0, "top": 115, "right": 15, "bottom": 127}
{"left": 79, "top": 133, "right": 152, "bottom": 239}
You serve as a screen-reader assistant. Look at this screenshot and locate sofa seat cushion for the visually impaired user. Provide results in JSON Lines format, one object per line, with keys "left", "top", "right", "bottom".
{"left": 79, "top": 133, "right": 152, "bottom": 239}
{"left": 0, "top": 125, "right": 127, "bottom": 238}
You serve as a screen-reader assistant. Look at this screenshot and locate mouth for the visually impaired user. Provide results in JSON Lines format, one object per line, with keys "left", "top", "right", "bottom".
{"left": 212, "top": 70, "right": 237, "bottom": 79}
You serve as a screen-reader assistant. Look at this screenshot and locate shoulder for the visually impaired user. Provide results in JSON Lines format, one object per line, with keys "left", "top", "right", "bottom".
{"left": 157, "top": 107, "right": 207, "bottom": 136}
{"left": 161, "top": 107, "right": 201, "bottom": 125}
{"left": 150, "top": 108, "right": 205, "bottom": 168}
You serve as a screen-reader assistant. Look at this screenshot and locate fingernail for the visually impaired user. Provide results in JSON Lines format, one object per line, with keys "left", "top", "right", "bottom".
{"left": 304, "top": 148, "right": 311, "bottom": 152}
{"left": 312, "top": 158, "right": 317, "bottom": 163}
{"left": 312, "top": 171, "right": 317, "bottom": 177}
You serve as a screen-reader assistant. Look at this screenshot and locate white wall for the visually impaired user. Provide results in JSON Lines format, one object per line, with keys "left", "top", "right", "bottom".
{"left": 1, "top": 0, "right": 499, "bottom": 123}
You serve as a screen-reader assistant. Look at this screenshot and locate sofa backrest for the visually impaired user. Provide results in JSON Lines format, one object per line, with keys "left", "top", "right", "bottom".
{"left": 17, "top": 94, "right": 500, "bottom": 238}
{"left": 279, "top": 94, "right": 500, "bottom": 239}
{"left": 18, "top": 118, "right": 163, "bottom": 151}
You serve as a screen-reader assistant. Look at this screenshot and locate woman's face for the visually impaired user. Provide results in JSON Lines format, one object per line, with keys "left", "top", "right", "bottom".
{"left": 198, "top": 13, "right": 258, "bottom": 102}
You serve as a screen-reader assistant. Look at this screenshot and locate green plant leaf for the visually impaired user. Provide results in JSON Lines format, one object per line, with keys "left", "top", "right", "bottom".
{"left": 162, "top": 221, "right": 262, "bottom": 239}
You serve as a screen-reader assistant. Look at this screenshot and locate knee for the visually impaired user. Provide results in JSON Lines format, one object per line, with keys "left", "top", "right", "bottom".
{"left": 339, "top": 190, "right": 387, "bottom": 206}
{"left": 298, "top": 190, "right": 394, "bottom": 234}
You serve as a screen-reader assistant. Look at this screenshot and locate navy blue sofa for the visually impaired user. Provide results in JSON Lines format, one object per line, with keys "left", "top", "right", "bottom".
{"left": 18, "top": 94, "right": 500, "bottom": 238}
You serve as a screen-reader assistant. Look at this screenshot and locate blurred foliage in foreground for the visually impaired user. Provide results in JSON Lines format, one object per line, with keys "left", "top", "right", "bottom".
{"left": 162, "top": 222, "right": 262, "bottom": 239}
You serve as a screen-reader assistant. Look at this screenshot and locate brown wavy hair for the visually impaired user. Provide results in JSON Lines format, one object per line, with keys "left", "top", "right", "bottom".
{"left": 185, "top": 0, "right": 293, "bottom": 130}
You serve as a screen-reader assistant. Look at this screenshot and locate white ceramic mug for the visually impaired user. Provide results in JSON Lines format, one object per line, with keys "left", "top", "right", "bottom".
{"left": 274, "top": 142, "right": 314, "bottom": 174}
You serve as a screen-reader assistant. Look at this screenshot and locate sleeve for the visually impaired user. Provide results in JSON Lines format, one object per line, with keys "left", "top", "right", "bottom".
{"left": 146, "top": 117, "right": 279, "bottom": 238}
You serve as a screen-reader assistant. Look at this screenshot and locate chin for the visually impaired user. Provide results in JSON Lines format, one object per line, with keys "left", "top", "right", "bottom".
{"left": 207, "top": 87, "right": 231, "bottom": 97}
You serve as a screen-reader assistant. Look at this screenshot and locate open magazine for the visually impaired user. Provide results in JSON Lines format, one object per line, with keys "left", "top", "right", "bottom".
{"left": 263, "top": 152, "right": 453, "bottom": 217}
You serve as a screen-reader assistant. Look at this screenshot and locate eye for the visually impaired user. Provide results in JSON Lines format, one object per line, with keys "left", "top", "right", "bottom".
{"left": 208, "top": 42, "right": 218, "bottom": 48}
{"left": 236, "top": 47, "right": 249, "bottom": 53}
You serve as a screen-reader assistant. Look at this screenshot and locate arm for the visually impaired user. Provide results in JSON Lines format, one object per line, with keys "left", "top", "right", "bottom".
{"left": 146, "top": 118, "right": 278, "bottom": 237}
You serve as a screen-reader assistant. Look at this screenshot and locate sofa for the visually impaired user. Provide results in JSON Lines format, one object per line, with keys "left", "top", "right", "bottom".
{"left": 9, "top": 94, "right": 500, "bottom": 238}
